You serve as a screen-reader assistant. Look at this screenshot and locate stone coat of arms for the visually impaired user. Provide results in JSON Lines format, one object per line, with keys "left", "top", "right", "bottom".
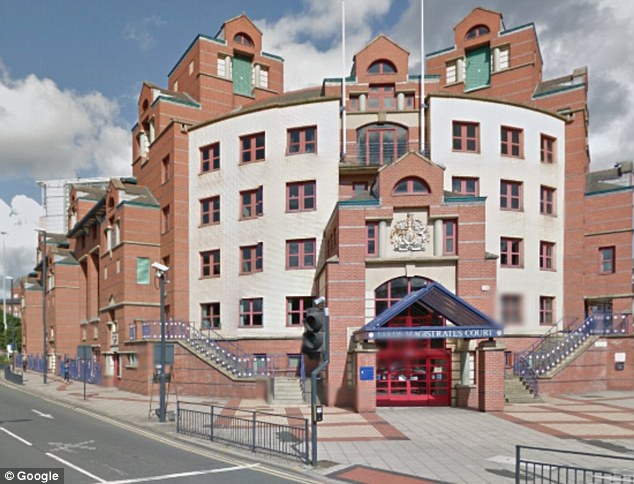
{"left": 390, "top": 213, "right": 430, "bottom": 252}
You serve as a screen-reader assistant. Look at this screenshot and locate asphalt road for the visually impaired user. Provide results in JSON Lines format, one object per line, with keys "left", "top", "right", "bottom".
{"left": 0, "top": 384, "right": 316, "bottom": 483}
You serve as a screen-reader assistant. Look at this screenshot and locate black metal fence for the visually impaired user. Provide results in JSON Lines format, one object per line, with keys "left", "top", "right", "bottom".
{"left": 516, "top": 445, "right": 634, "bottom": 483}
{"left": 177, "top": 401, "right": 310, "bottom": 464}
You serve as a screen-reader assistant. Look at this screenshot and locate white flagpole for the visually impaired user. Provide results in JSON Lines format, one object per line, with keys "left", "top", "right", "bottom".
{"left": 420, "top": 0, "right": 426, "bottom": 154}
{"left": 341, "top": 0, "right": 347, "bottom": 159}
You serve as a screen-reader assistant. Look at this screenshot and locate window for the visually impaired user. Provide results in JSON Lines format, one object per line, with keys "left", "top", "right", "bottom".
{"left": 452, "top": 177, "right": 479, "bottom": 196}
{"left": 253, "top": 353, "right": 267, "bottom": 372}
{"left": 368, "top": 60, "right": 396, "bottom": 75}
{"left": 288, "top": 126, "right": 317, "bottom": 154}
{"left": 233, "top": 32, "right": 254, "bottom": 47}
{"left": 393, "top": 177, "right": 430, "bottom": 195}
{"left": 353, "top": 182, "right": 368, "bottom": 195}
{"left": 540, "top": 186, "right": 556, "bottom": 216}
{"left": 368, "top": 85, "right": 395, "bottom": 110}
{"left": 240, "top": 298, "right": 263, "bottom": 327}
{"left": 599, "top": 246, "right": 615, "bottom": 274}
{"left": 200, "top": 196, "right": 220, "bottom": 226}
{"left": 452, "top": 122, "right": 479, "bottom": 152}
{"left": 240, "top": 187, "right": 263, "bottom": 219}
{"left": 501, "top": 294, "right": 522, "bottom": 325}
{"left": 136, "top": 257, "right": 150, "bottom": 285}
{"left": 466, "top": 25, "right": 490, "bottom": 40}
{"left": 501, "top": 126, "right": 523, "bottom": 158}
{"left": 540, "top": 241, "right": 555, "bottom": 271}
{"left": 258, "top": 66, "right": 268, "bottom": 88}
{"left": 287, "top": 181, "right": 316, "bottom": 212}
{"left": 241, "top": 243, "right": 263, "bottom": 274}
{"left": 201, "top": 143, "right": 220, "bottom": 173}
{"left": 444, "top": 220, "right": 457, "bottom": 255}
{"left": 446, "top": 58, "right": 464, "bottom": 84}
{"left": 375, "top": 277, "right": 430, "bottom": 315}
{"left": 287, "top": 297, "right": 313, "bottom": 326}
{"left": 350, "top": 96, "right": 360, "bottom": 112}
{"left": 200, "top": 250, "right": 220, "bottom": 278}
{"left": 161, "top": 155, "right": 170, "bottom": 184}
{"left": 161, "top": 205, "right": 170, "bottom": 234}
{"left": 494, "top": 45, "right": 510, "bottom": 71}
{"left": 357, "top": 123, "right": 408, "bottom": 166}
{"left": 218, "top": 55, "right": 231, "bottom": 79}
{"left": 113, "top": 221, "right": 120, "bottom": 247}
{"left": 286, "top": 239, "right": 316, "bottom": 269}
{"left": 540, "top": 297, "right": 555, "bottom": 326}
{"left": 188, "top": 61, "right": 194, "bottom": 75}
{"left": 240, "top": 132, "right": 265, "bottom": 163}
{"left": 541, "top": 135, "right": 556, "bottom": 163}
{"left": 500, "top": 180, "right": 522, "bottom": 211}
{"left": 201, "top": 302, "right": 220, "bottom": 329}
{"left": 366, "top": 222, "right": 378, "bottom": 257}
{"left": 500, "top": 237, "right": 522, "bottom": 268}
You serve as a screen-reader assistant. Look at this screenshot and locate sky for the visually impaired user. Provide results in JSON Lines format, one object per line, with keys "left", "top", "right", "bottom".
{"left": 0, "top": 0, "right": 633, "bottom": 284}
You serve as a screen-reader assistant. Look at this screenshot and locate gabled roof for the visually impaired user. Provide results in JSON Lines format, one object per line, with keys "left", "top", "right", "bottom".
{"left": 454, "top": 7, "right": 503, "bottom": 30}
{"left": 354, "top": 34, "right": 409, "bottom": 58}
{"left": 354, "top": 282, "right": 502, "bottom": 341}
{"left": 216, "top": 13, "right": 263, "bottom": 37}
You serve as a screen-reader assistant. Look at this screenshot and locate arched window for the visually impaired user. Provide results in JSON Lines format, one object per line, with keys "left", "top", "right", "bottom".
{"left": 368, "top": 59, "right": 396, "bottom": 75}
{"left": 374, "top": 277, "right": 430, "bottom": 315}
{"left": 393, "top": 177, "right": 430, "bottom": 195}
{"left": 466, "top": 25, "right": 490, "bottom": 40}
{"left": 356, "top": 123, "right": 408, "bottom": 166}
{"left": 234, "top": 32, "right": 254, "bottom": 47}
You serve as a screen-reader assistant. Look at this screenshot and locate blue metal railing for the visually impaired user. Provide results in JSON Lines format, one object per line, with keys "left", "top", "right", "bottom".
{"left": 131, "top": 320, "right": 301, "bottom": 378}
{"left": 57, "top": 356, "right": 102, "bottom": 385}
{"left": 514, "top": 313, "right": 632, "bottom": 395}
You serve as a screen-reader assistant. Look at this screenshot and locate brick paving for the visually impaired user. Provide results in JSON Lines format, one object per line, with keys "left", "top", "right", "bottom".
{"left": 5, "top": 372, "right": 634, "bottom": 483}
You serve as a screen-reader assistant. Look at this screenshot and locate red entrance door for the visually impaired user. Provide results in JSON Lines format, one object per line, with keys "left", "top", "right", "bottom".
{"left": 376, "top": 315, "right": 451, "bottom": 406}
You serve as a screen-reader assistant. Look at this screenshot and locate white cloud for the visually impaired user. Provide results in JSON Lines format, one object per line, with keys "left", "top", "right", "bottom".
{"left": 123, "top": 16, "right": 166, "bottom": 51}
{"left": 0, "top": 67, "right": 132, "bottom": 179}
{"left": 0, "top": 195, "right": 45, "bottom": 281}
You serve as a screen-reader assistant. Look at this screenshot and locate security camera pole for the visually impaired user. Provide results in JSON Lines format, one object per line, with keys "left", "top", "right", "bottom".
{"left": 153, "top": 263, "right": 169, "bottom": 423}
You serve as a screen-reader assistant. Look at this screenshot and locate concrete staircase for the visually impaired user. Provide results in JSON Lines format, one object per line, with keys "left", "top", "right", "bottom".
{"left": 505, "top": 375, "right": 542, "bottom": 403}
{"left": 268, "top": 376, "right": 305, "bottom": 405}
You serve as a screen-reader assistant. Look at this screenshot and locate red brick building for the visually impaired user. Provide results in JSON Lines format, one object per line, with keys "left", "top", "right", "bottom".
{"left": 19, "top": 8, "right": 634, "bottom": 410}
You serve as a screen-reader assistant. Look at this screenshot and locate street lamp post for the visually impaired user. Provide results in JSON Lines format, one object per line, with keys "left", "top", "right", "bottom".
{"left": 1, "top": 231, "right": 7, "bottom": 353}
{"left": 5, "top": 276, "right": 13, "bottom": 354}
{"left": 36, "top": 228, "right": 47, "bottom": 384}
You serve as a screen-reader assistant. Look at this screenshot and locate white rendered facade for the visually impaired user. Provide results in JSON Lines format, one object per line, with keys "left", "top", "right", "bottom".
{"left": 188, "top": 99, "right": 340, "bottom": 337}
{"left": 429, "top": 95, "right": 566, "bottom": 333}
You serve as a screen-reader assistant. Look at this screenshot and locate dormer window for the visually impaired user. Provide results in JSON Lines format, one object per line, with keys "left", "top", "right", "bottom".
{"left": 393, "top": 177, "right": 430, "bottom": 195}
{"left": 368, "top": 60, "right": 396, "bottom": 75}
{"left": 234, "top": 32, "right": 254, "bottom": 47}
{"left": 466, "top": 25, "right": 490, "bottom": 40}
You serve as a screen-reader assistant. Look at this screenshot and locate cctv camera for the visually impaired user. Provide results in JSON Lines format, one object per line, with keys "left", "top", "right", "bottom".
{"left": 152, "top": 262, "right": 170, "bottom": 272}
{"left": 313, "top": 296, "right": 326, "bottom": 306}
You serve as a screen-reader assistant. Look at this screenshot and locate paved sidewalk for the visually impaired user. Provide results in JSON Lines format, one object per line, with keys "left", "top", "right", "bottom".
{"left": 4, "top": 371, "right": 634, "bottom": 483}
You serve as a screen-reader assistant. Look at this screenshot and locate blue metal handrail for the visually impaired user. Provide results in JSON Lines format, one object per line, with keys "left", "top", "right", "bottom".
{"left": 514, "top": 313, "right": 632, "bottom": 395}
{"left": 134, "top": 320, "right": 300, "bottom": 378}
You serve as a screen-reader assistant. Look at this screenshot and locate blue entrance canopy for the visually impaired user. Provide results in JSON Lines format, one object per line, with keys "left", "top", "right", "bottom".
{"left": 353, "top": 282, "right": 503, "bottom": 342}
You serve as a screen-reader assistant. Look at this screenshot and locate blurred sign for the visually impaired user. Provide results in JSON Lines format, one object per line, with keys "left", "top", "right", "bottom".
{"left": 77, "top": 345, "right": 92, "bottom": 360}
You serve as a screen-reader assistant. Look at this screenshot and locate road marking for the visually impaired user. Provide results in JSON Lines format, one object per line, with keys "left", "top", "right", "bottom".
{"left": 32, "top": 409, "right": 54, "bottom": 419}
{"left": 46, "top": 452, "right": 106, "bottom": 483}
{"left": 49, "top": 440, "right": 97, "bottom": 453}
{"left": 0, "top": 427, "right": 33, "bottom": 446}
{"left": 100, "top": 464, "right": 260, "bottom": 484}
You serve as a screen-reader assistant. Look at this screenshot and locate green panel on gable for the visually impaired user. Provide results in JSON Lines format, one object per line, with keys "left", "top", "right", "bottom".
{"left": 465, "top": 46, "right": 490, "bottom": 91}
{"left": 233, "top": 55, "right": 252, "bottom": 96}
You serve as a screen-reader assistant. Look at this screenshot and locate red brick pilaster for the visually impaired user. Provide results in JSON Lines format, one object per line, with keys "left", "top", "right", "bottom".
{"left": 354, "top": 349, "right": 378, "bottom": 413}
{"left": 477, "top": 339, "right": 505, "bottom": 412}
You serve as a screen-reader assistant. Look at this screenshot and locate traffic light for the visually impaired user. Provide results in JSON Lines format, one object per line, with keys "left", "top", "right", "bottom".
{"left": 302, "top": 307, "right": 326, "bottom": 358}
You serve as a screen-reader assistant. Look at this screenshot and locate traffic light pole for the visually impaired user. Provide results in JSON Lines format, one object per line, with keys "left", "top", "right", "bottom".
{"left": 311, "top": 307, "right": 329, "bottom": 466}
